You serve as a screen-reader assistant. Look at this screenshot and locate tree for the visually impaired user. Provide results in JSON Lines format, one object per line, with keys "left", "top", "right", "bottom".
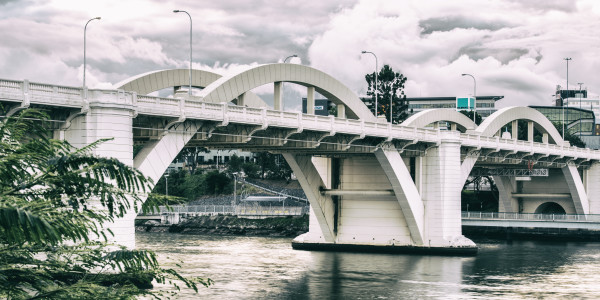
{"left": 364, "top": 64, "right": 409, "bottom": 124}
{"left": 459, "top": 110, "right": 483, "bottom": 125}
{"left": 0, "top": 109, "right": 209, "bottom": 299}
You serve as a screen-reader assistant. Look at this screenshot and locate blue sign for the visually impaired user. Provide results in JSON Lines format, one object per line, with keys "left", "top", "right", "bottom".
{"left": 456, "top": 97, "right": 475, "bottom": 110}
{"left": 315, "top": 105, "right": 324, "bottom": 110}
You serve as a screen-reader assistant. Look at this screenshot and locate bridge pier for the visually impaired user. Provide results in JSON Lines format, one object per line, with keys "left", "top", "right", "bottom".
{"left": 291, "top": 133, "right": 476, "bottom": 254}
{"left": 62, "top": 97, "right": 138, "bottom": 248}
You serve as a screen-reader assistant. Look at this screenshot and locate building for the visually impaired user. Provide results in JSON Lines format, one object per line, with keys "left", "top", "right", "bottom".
{"left": 529, "top": 106, "right": 596, "bottom": 136}
{"left": 405, "top": 96, "right": 504, "bottom": 118}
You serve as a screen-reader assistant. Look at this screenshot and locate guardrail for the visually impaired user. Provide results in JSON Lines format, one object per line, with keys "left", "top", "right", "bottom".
{"left": 3, "top": 78, "right": 600, "bottom": 161}
{"left": 153, "top": 205, "right": 309, "bottom": 217}
{"left": 462, "top": 211, "right": 600, "bottom": 222}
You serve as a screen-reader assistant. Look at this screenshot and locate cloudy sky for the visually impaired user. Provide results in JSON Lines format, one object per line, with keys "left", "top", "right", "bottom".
{"left": 1, "top": 0, "right": 600, "bottom": 110}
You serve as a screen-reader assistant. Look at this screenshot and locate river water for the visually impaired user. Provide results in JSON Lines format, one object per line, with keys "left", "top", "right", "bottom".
{"left": 137, "top": 232, "right": 600, "bottom": 299}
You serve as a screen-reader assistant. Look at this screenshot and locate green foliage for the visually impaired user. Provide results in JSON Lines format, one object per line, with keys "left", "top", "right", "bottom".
{"left": 458, "top": 110, "right": 483, "bottom": 125}
{"left": 364, "top": 64, "right": 409, "bottom": 124}
{"left": 227, "top": 154, "right": 243, "bottom": 173}
{"left": 0, "top": 109, "right": 208, "bottom": 299}
{"left": 553, "top": 122, "right": 586, "bottom": 148}
{"left": 204, "top": 171, "right": 232, "bottom": 195}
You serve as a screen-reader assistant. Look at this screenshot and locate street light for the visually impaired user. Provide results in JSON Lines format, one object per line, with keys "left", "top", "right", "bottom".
{"left": 173, "top": 10, "right": 193, "bottom": 96}
{"left": 284, "top": 54, "right": 297, "bottom": 63}
{"left": 563, "top": 57, "right": 572, "bottom": 139}
{"left": 578, "top": 82, "right": 584, "bottom": 139}
{"left": 83, "top": 17, "right": 101, "bottom": 98}
{"left": 280, "top": 55, "right": 297, "bottom": 112}
{"left": 461, "top": 74, "right": 476, "bottom": 123}
{"left": 361, "top": 51, "right": 379, "bottom": 119}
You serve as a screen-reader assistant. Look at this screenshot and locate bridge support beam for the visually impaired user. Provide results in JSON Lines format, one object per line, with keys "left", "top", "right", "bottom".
{"left": 284, "top": 154, "right": 336, "bottom": 243}
{"left": 494, "top": 176, "right": 518, "bottom": 213}
{"left": 374, "top": 148, "right": 424, "bottom": 245}
{"left": 66, "top": 103, "right": 138, "bottom": 248}
{"left": 562, "top": 163, "right": 590, "bottom": 214}
{"left": 274, "top": 82, "right": 282, "bottom": 110}
{"left": 421, "top": 134, "right": 475, "bottom": 247}
{"left": 307, "top": 86, "right": 315, "bottom": 115}
{"left": 585, "top": 163, "right": 600, "bottom": 214}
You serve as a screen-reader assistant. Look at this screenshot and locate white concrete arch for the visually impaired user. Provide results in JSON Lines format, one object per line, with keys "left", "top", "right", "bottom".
{"left": 401, "top": 109, "right": 476, "bottom": 132}
{"left": 197, "top": 64, "right": 376, "bottom": 122}
{"left": 474, "top": 106, "right": 564, "bottom": 145}
{"left": 114, "top": 69, "right": 221, "bottom": 94}
{"left": 114, "top": 68, "right": 266, "bottom": 108}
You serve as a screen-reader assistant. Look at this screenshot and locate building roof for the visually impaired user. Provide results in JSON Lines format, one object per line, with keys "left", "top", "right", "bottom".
{"left": 405, "top": 96, "right": 504, "bottom": 102}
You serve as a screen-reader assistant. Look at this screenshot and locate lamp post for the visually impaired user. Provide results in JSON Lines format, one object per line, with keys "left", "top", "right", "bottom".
{"left": 280, "top": 55, "right": 297, "bottom": 112}
{"left": 361, "top": 51, "right": 378, "bottom": 119}
{"left": 284, "top": 54, "right": 297, "bottom": 63}
{"left": 578, "top": 82, "right": 584, "bottom": 138}
{"left": 563, "top": 57, "right": 572, "bottom": 139}
{"left": 173, "top": 10, "right": 193, "bottom": 96}
{"left": 461, "top": 74, "right": 476, "bottom": 123}
{"left": 83, "top": 17, "right": 101, "bottom": 98}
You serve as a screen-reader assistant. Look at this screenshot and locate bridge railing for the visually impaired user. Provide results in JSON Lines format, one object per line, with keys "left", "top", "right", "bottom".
{"left": 462, "top": 211, "right": 600, "bottom": 222}
{"left": 3, "top": 78, "right": 600, "bottom": 161}
{"left": 153, "top": 204, "right": 309, "bottom": 217}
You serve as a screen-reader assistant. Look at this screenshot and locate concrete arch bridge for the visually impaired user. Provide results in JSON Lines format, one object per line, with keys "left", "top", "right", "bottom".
{"left": 1, "top": 64, "right": 600, "bottom": 254}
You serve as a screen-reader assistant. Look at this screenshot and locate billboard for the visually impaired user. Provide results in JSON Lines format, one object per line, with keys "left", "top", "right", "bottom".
{"left": 456, "top": 97, "right": 475, "bottom": 110}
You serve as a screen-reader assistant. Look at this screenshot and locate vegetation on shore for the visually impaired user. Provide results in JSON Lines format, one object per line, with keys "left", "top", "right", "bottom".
{"left": 0, "top": 109, "right": 208, "bottom": 299}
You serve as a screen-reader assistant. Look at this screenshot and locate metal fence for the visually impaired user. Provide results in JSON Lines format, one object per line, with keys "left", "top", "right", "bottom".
{"left": 462, "top": 211, "right": 600, "bottom": 222}
{"left": 154, "top": 205, "right": 309, "bottom": 217}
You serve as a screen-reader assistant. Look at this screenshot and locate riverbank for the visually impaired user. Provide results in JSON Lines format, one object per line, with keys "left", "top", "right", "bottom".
{"left": 136, "top": 215, "right": 308, "bottom": 237}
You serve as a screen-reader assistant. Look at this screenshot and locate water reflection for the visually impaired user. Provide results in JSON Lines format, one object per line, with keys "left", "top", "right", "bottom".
{"left": 136, "top": 233, "right": 600, "bottom": 299}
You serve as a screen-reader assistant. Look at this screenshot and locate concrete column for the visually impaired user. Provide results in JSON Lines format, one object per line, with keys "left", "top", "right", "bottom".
{"left": 274, "top": 82, "right": 283, "bottom": 111}
{"left": 433, "top": 122, "right": 439, "bottom": 130}
{"left": 237, "top": 92, "right": 245, "bottom": 106}
{"left": 527, "top": 121, "right": 534, "bottom": 141}
{"left": 307, "top": 86, "right": 315, "bottom": 115}
{"left": 494, "top": 176, "right": 517, "bottom": 212}
{"left": 450, "top": 123, "right": 457, "bottom": 131}
{"left": 562, "top": 163, "right": 590, "bottom": 214}
{"left": 542, "top": 132, "right": 549, "bottom": 144}
{"left": 586, "top": 163, "right": 600, "bottom": 214}
{"left": 283, "top": 154, "right": 336, "bottom": 243}
{"left": 336, "top": 104, "right": 346, "bottom": 118}
{"left": 76, "top": 102, "right": 136, "bottom": 248}
{"left": 421, "top": 133, "right": 474, "bottom": 247}
{"left": 511, "top": 120, "right": 518, "bottom": 140}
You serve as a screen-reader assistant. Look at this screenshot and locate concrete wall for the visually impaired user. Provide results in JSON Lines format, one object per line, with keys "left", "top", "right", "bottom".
{"left": 337, "top": 156, "right": 412, "bottom": 245}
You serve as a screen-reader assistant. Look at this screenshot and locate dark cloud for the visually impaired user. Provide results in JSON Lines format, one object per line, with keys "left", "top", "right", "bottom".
{"left": 455, "top": 46, "right": 529, "bottom": 64}
{"left": 507, "top": 0, "right": 577, "bottom": 13}
{"left": 419, "top": 15, "right": 512, "bottom": 35}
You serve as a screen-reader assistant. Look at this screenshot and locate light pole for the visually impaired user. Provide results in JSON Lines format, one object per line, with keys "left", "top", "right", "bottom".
{"left": 563, "top": 57, "right": 572, "bottom": 139}
{"left": 578, "top": 82, "right": 584, "bottom": 139}
{"left": 361, "top": 51, "right": 378, "bottom": 119}
{"left": 284, "top": 54, "right": 297, "bottom": 63}
{"left": 461, "top": 74, "right": 476, "bottom": 123}
{"left": 173, "top": 10, "right": 193, "bottom": 96}
{"left": 83, "top": 17, "right": 101, "bottom": 98}
{"left": 280, "top": 55, "right": 297, "bottom": 112}
{"left": 165, "top": 173, "right": 169, "bottom": 196}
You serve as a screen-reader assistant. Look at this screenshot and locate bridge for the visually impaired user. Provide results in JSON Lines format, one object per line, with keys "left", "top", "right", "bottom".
{"left": 2, "top": 63, "right": 600, "bottom": 253}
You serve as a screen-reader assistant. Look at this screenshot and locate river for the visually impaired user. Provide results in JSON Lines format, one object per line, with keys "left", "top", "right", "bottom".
{"left": 136, "top": 232, "right": 600, "bottom": 299}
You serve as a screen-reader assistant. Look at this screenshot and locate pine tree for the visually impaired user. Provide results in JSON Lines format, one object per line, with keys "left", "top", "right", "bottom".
{"left": 364, "top": 65, "right": 409, "bottom": 124}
